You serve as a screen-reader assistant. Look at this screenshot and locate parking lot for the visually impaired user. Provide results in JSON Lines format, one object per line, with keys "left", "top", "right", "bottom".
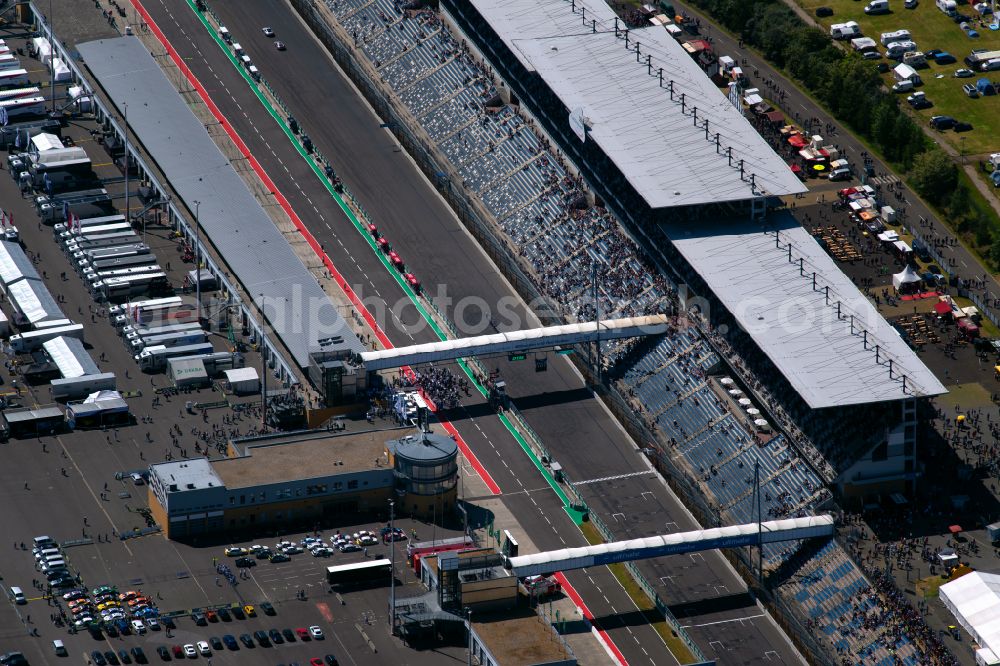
{"left": 799, "top": 0, "right": 1000, "bottom": 155}
{"left": 0, "top": 29, "right": 466, "bottom": 666}
{"left": 2, "top": 493, "right": 467, "bottom": 666}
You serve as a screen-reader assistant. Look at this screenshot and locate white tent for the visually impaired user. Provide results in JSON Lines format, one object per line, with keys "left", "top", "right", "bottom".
{"left": 938, "top": 548, "right": 959, "bottom": 567}
{"left": 940, "top": 572, "right": 1000, "bottom": 658}
{"left": 225, "top": 367, "right": 259, "bottom": 395}
{"left": 892, "top": 265, "right": 923, "bottom": 291}
{"left": 30, "top": 132, "right": 62, "bottom": 153}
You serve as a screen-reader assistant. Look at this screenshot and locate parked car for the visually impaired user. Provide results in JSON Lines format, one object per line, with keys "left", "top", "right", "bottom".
{"left": 260, "top": 602, "right": 275, "bottom": 616}
{"left": 935, "top": 52, "right": 956, "bottom": 64}
{"left": 131, "top": 647, "right": 147, "bottom": 664}
{"left": 930, "top": 115, "right": 956, "bottom": 130}
{"left": 234, "top": 557, "right": 256, "bottom": 568}
{"left": 955, "top": 68, "right": 975, "bottom": 77}
{"left": 954, "top": 121, "right": 974, "bottom": 132}
{"left": 222, "top": 635, "right": 238, "bottom": 650}
{"left": 156, "top": 646, "right": 170, "bottom": 661}
{"left": 904, "top": 0, "right": 917, "bottom": 7}
{"left": 964, "top": 83, "right": 979, "bottom": 97}
{"left": 239, "top": 634, "right": 254, "bottom": 648}
{"left": 309, "top": 626, "right": 324, "bottom": 640}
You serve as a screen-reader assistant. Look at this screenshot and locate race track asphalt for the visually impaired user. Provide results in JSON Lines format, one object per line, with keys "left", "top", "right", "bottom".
{"left": 133, "top": 1, "right": 807, "bottom": 662}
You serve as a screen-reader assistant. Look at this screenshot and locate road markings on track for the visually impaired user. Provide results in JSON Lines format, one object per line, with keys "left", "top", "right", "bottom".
{"left": 680, "top": 613, "right": 765, "bottom": 629}
{"left": 575, "top": 470, "right": 654, "bottom": 485}
{"left": 57, "top": 436, "right": 133, "bottom": 557}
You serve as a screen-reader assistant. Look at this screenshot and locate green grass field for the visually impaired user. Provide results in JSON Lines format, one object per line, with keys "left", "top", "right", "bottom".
{"left": 796, "top": 0, "right": 1000, "bottom": 155}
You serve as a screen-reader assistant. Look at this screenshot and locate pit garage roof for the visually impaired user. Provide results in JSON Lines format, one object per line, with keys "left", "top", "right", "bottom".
{"left": 43, "top": 335, "right": 99, "bottom": 378}
{"left": 0, "top": 240, "right": 41, "bottom": 286}
{"left": 467, "top": 0, "right": 807, "bottom": 207}
{"left": 666, "top": 214, "right": 947, "bottom": 408}
{"left": 7, "top": 277, "right": 64, "bottom": 326}
{"left": 76, "top": 37, "right": 364, "bottom": 367}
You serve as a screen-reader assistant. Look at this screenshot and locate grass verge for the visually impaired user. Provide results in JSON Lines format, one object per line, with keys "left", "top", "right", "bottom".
{"left": 579, "top": 521, "right": 697, "bottom": 664}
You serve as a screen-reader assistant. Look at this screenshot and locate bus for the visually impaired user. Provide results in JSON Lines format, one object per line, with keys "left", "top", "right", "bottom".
{"left": 93, "top": 272, "right": 170, "bottom": 302}
{"left": 325, "top": 559, "right": 392, "bottom": 587}
{"left": 0, "top": 86, "right": 40, "bottom": 101}
{"left": 53, "top": 213, "right": 126, "bottom": 235}
{"left": 109, "top": 296, "right": 182, "bottom": 317}
{"left": 59, "top": 222, "right": 132, "bottom": 243}
{"left": 0, "top": 95, "right": 46, "bottom": 121}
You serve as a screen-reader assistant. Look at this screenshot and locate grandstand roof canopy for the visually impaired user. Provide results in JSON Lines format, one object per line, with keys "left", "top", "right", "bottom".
{"left": 467, "top": 0, "right": 807, "bottom": 207}
{"left": 665, "top": 213, "right": 946, "bottom": 408}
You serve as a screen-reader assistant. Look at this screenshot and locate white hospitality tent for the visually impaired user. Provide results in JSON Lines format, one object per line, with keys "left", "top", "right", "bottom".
{"left": 940, "top": 572, "right": 1000, "bottom": 664}
{"left": 225, "top": 367, "right": 260, "bottom": 394}
{"left": 892, "top": 265, "right": 923, "bottom": 292}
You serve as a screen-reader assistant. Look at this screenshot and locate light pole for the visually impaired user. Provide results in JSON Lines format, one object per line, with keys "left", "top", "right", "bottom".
{"left": 258, "top": 293, "right": 267, "bottom": 428}
{"left": 389, "top": 499, "right": 396, "bottom": 636}
{"left": 48, "top": 0, "right": 55, "bottom": 114}
{"left": 123, "top": 101, "right": 129, "bottom": 227}
{"left": 192, "top": 200, "right": 202, "bottom": 318}
{"left": 466, "top": 607, "right": 473, "bottom": 666}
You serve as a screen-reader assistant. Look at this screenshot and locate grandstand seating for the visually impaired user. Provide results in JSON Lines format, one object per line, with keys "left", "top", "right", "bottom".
{"left": 328, "top": 0, "right": 674, "bottom": 331}
{"left": 780, "top": 540, "right": 923, "bottom": 665}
